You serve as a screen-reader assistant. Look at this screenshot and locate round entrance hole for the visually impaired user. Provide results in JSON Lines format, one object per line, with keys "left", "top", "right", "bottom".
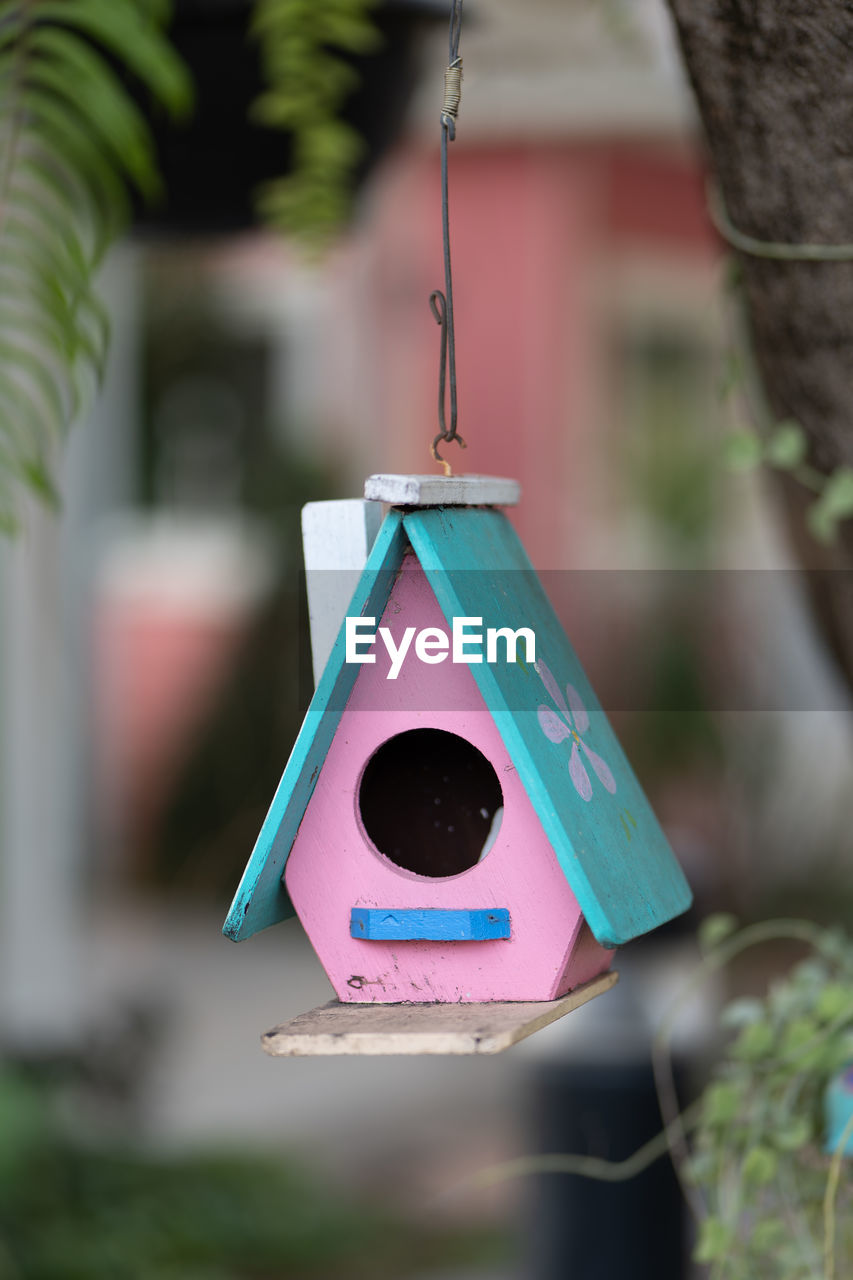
{"left": 358, "top": 728, "right": 504, "bottom": 878}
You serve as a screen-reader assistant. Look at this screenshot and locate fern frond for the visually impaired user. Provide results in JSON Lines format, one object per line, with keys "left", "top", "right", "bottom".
{"left": 250, "top": 0, "right": 381, "bottom": 249}
{"left": 0, "top": 0, "right": 191, "bottom": 529}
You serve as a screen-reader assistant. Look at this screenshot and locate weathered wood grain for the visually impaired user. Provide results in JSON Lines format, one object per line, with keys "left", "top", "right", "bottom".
{"left": 261, "top": 971, "right": 619, "bottom": 1056}
{"left": 301, "top": 499, "right": 383, "bottom": 687}
{"left": 364, "top": 474, "right": 520, "bottom": 508}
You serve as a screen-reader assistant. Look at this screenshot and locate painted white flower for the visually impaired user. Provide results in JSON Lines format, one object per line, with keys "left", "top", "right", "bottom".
{"left": 536, "top": 660, "right": 616, "bottom": 802}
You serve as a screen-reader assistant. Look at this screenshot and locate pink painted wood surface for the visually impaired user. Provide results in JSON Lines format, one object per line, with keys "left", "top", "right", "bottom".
{"left": 284, "top": 553, "right": 613, "bottom": 1003}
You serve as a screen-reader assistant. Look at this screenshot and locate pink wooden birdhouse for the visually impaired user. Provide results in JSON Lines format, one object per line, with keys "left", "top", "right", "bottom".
{"left": 224, "top": 478, "right": 692, "bottom": 1021}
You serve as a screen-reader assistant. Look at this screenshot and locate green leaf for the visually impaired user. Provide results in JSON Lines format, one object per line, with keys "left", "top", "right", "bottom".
{"left": 780, "top": 1015, "right": 818, "bottom": 1053}
{"left": 816, "top": 983, "right": 853, "bottom": 1022}
{"left": 750, "top": 1218, "right": 787, "bottom": 1251}
{"left": 27, "top": 139, "right": 129, "bottom": 254}
{"left": 765, "top": 419, "right": 807, "bottom": 470}
{"left": 694, "top": 1215, "right": 735, "bottom": 1265}
{"left": 0, "top": 218, "right": 88, "bottom": 312}
{"left": 76, "top": 294, "right": 111, "bottom": 379}
{"left": 251, "top": 0, "right": 379, "bottom": 246}
{"left": 0, "top": 370, "right": 57, "bottom": 453}
{"left": 725, "top": 429, "right": 763, "bottom": 472}
{"left": 14, "top": 153, "right": 92, "bottom": 238}
{"left": 33, "top": 0, "right": 192, "bottom": 116}
{"left": 251, "top": 89, "right": 311, "bottom": 129}
{"left": 702, "top": 1081, "right": 741, "bottom": 1127}
{"left": 20, "top": 90, "right": 133, "bottom": 219}
{"left": 774, "top": 1117, "right": 813, "bottom": 1151}
{"left": 699, "top": 913, "right": 739, "bottom": 952}
{"left": 0, "top": 0, "right": 190, "bottom": 523}
{"left": 299, "top": 119, "right": 363, "bottom": 169}
{"left": 28, "top": 27, "right": 160, "bottom": 197}
{"left": 317, "top": 8, "right": 382, "bottom": 54}
{"left": 742, "top": 1145, "right": 778, "bottom": 1187}
{"left": 0, "top": 259, "right": 78, "bottom": 345}
{"left": 0, "top": 299, "right": 77, "bottom": 371}
{"left": 4, "top": 183, "right": 93, "bottom": 289}
{"left": 732, "top": 1020, "right": 775, "bottom": 1062}
{"left": 19, "top": 454, "right": 60, "bottom": 508}
{"left": 0, "top": 338, "right": 69, "bottom": 428}
{"left": 808, "top": 466, "right": 853, "bottom": 544}
{"left": 720, "top": 997, "right": 765, "bottom": 1029}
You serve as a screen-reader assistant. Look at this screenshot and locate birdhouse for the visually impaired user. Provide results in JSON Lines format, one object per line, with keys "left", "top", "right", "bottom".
{"left": 224, "top": 476, "right": 692, "bottom": 1051}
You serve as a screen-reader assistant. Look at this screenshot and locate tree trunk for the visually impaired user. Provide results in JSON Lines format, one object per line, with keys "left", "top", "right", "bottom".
{"left": 665, "top": 0, "right": 853, "bottom": 690}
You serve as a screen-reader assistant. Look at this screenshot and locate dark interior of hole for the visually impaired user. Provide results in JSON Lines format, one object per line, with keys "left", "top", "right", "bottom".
{"left": 358, "top": 729, "right": 504, "bottom": 878}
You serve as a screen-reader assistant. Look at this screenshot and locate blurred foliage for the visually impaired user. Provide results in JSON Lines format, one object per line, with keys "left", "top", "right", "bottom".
{"left": 625, "top": 330, "right": 721, "bottom": 557}
{"left": 726, "top": 419, "right": 853, "bottom": 546}
{"left": 251, "top": 0, "right": 382, "bottom": 249}
{"left": 149, "top": 460, "right": 331, "bottom": 899}
{"left": 137, "top": 259, "right": 341, "bottom": 894}
{"left": 723, "top": 331, "right": 853, "bottom": 547}
{"left": 141, "top": 254, "right": 276, "bottom": 510}
{"left": 458, "top": 920, "right": 853, "bottom": 1278}
{"left": 0, "top": 1068, "right": 508, "bottom": 1279}
{"left": 688, "top": 920, "right": 853, "bottom": 1279}
{"left": 633, "top": 631, "right": 723, "bottom": 780}
{"left": 0, "top": 0, "right": 384, "bottom": 525}
{"left": 0, "top": 0, "right": 191, "bottom": 531}
{"left": 619, "top": 330, "right": 724, "bottom": 779}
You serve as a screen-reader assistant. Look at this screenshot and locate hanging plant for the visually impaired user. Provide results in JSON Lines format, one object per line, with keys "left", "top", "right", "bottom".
{"left": 250, "top": 0, "right": 382, "bottom": 248}
{"left": 456, "top": 917, "right": 853, "bottom": 1280}
{"left": 0, "top": 0, "right": 420, "bottom": 525}
{"left": 687, "top": 920, "right": 853, "bottom": 1278}
{"left": 0, "top": 0, "right": 191, "bottom": 531}
{"left": 726, "top": 419, "right": 853, "bottom": 547}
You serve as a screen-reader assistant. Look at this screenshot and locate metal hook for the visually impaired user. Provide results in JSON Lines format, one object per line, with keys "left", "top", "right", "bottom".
{"left": 429, "top": 288, "right": 450, "bottom": 437}
{"left": 430, "top": 288, "right": 465, "bottom": 473}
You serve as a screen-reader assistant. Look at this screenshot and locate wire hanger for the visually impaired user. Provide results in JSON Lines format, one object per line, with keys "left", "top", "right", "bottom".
{"left": 430, "top": 0, "right": 466, "bottom": 475}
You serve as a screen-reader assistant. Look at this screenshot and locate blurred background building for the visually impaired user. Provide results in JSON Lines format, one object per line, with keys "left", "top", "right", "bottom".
{"left": 1, "top": 1, "right": 852, "bottom": 1277}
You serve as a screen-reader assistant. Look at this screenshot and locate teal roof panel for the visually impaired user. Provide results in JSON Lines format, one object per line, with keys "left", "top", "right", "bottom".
{"left": 223, "top": 509, "right": 408, "bottom": 941}
{"left": 404, "top": 506, "right": 692, "bottom": 948}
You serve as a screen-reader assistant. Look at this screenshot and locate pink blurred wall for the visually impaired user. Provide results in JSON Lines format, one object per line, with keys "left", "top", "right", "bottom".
{"left": 330, "top": 138, "right": 715, "bottom": 568}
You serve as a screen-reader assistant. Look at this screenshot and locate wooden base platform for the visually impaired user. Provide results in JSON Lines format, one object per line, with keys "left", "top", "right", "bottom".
{"left": 261, "top": 971, "right": 618, "bottom": 1057}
